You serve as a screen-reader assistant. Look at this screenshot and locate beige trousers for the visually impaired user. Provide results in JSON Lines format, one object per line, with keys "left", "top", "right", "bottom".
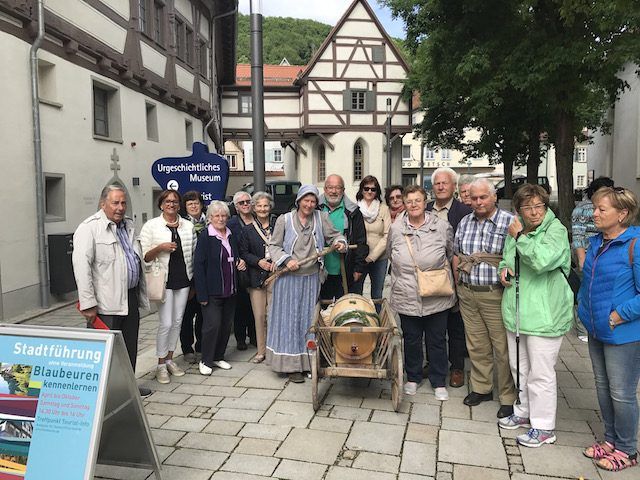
{"left": 457, "top": 284, "right": 516, "bottom": 405}
{"left": 248, "top": 284, "right": 273, "bottom": 357}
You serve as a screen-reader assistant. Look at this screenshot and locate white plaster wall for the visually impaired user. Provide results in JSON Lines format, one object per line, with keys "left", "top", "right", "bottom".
{"left": 174, "top": 0, "right": 193, "bottom": 23}
{"left": 175, "top": 64, "right": 195, "bottom": 92}
{"left": 140, "top": 41, "right": 167, "bottom": 77}
{"left": 102, "top": 0, "right": 130, "bottom": 19}
{"left": 45, "top": 0, "right": 127, "bottom": 54}
{"left": 264, "top": 97, "right": 298, "bottom": 114}
{"left": 0, "top": 34, "right": 206, "bottom": 317}
{"left": 200, "top": 17, "right": 210, "bottom": 39}
{"left": 265, "top": 117, "right": 300, "bottom": 129}
{"left": 200, "top": 80, "right": 210, "bottom": 102}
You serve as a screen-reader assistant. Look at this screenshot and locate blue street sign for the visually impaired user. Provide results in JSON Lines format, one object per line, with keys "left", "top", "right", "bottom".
{"left": 151, "top": 142, "right": 229, "bottom": 204}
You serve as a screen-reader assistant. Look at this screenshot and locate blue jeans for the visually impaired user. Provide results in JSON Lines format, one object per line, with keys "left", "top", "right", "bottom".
{"left": 366, "top": 258, "right": 388, "bottom": 312}
{"left": 588, "top": 335, "right": 640, "bottom": 455}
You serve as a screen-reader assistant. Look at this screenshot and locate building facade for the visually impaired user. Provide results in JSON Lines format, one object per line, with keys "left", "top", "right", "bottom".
{"left": 0, "top": 0, "right": 237, "bottom": 319}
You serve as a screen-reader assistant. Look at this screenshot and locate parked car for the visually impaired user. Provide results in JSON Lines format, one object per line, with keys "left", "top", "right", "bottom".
{"left": 496, "top": 175, "right": 551, "bottom": 199}
{"left": 237, "top": 180, "right": 301, "bottom": 216}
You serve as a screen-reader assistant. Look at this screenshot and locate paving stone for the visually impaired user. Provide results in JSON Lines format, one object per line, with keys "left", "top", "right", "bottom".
{"left": 353, "top": 452, "right": 401, "bottom": 473}
{"left": 275, "top": 427, "right": 347, "bottom": 464}
{"left": 519, "top": 444, "right": 598, "bottom": 478}
{"left": 202, "top": 376, "right": 240, "bottom": 386}
{"left": 161, "top": 416, "right": 210, "bottom": 432}
{"left": 573, "top": 372, "right": 596, "bottom": 389}
{"left": 150, "top": 428, "right": 185, "bottom": 446}
{"left": 437, "top": 462, "right": 453, "bottom": 473}
{"left": 405, "top": 423, "right": 439, "bottom": 444}
{"left": 277, "top": 381, "right": 313, "bottom": 402}
{"left": 260, "top": 400, "right": 315, "bottom": 427}
{"left": 337, "top": 459, "right": 353, "bottom": 467}
{"left": 172, "top": 383, "right": 213, "bottom": 395}
{"left": 167, "top": 372, "right": 208, "bottom": 384}
{"left": 212, "top": 407, "right": 264, "bottom": 423}
{"left": 144, "top": 402, "right": 196, "bottom": 417}
{"left": 220, "top": 453, "right": 279, "bottom": 476}
{"left": 235, "top": 437, "right": 280, "bottom": 456}
{"left": 441, "top": 398, "right": 471, "bottom": 419}
{"left": 342, "top": 450, "right": 358, "bottom": 460}
{"left": 146, "top": 391, "right": 190, "bottom": 404}
{"left": 324, "top": 466, "right": 396, "bottom": 480}
{"left": 154, "top": 445, "right": 174, "bottom": 462}
{"left": 177, "top": 432, "right": 240, "bottom": 452}
{"left": 438, "top": 430, "right": 508, "bottom": 469}
{"left": 329, "top": 405, "right": 372, "bottom": 421}
{"left": 510, "top": 474, "right": 562, "bottom": 480}
{"left": 218, "top": 396, "right": 272, "bottom": 411}
{"left": 554, "top": 430, "right": 597, "bottom": 447}
{"left": 203, "top": 419, "right": 245, "bottom": 436}
{"left": 272, "top": 459, "right": 327, "bottom": 480}
{"left": 410, "top": 403, "right": 440, "bottom": 425}
{"left": 237, "top": 368, "right": 288, "bottom": 389}
{"left": 164, "top": 448, "right": 228, "bottom": 470}
{"left": 346, "top": 421, "right": 404, "bottom": 455}
{"left": 436, "top": 473, "right": 452, "bottom": 480}
{"left": 398, "top": 474, "right": 434, "bottom": 480}
{"left": 561, "top": 356, "right": 593, "bottom": 373}
{"left": 239, "top": 423, "right": 291, "bottom": 441}
{"left": 441, "top": 417, "right": 498, "bottom": 435}
{"left": 206, "top": 386, "right": 246, "bottom": 397}
{"left": 361, "top": 397, "right": 410, "bottom": 413}
{"left": 210, "top": 473, "right": 271, "bottom": 480}
{"left": 555, "top": 418, "right": 593, "bottom": 433}
{"left": 184, "top": 395, "right": 223, "bottom": 407}
{"left": 562, "top": 387, "right": 599, "bottom": 410}
{"left": 370, "top": 409, "right": 409, "bottom": 425}
{"left": 556, "top": 371, "right": 580, "bottom": 389}
{"left": 469, "top": 400, "right": 502, "bottom": 422}
{"left": 309, "top": 416, "right": 353, "bottom": 433}
{"left": 146, "top": 413, "right": 169, "bottom": 428}
{"left": 154, "top": 465, "right": 212, "bottom": 480}
{"left": 323, "top": 392, "right": 364, "bottom": 407}
{"left": 400, "top": 441, "right": 436, "bottom": 476}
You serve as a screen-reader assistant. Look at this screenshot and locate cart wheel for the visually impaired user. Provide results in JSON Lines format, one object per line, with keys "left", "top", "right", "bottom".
{"left": 391, "top": 343, "right": 403, "bottom": 412}
{"left": 311, "top": 351, "right": 320, "bottom": 411}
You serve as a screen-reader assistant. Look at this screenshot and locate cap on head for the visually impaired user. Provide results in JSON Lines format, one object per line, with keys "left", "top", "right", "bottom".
{"left": 295, "top": 184, "right": 320, "bottom": 207}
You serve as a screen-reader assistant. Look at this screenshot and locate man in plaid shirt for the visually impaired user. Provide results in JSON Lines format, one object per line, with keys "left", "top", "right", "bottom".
{"left": 453, "top": 178, "right": 516, "bottom": 419}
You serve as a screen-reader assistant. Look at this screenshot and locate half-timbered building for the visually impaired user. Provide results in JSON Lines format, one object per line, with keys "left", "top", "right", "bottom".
{"left": 0, "top": 0, "right": 236, "bottom": 319}
{"left": 221, "top": 0, "right": 412, "bottom": 198}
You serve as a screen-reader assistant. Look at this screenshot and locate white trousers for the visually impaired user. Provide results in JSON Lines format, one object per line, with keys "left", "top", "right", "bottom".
{"left": 156, "top": 287, "right": 190, "bottom": 358}
{"left": 507, "top": 331, "right": 563, "bottom": 431}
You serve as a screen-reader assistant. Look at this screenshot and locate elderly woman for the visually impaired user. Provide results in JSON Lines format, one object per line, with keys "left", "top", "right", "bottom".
{"left": 388, "top": 185, "right": 455, "bottom": 400}
{"left": 268, "top": 185, "right": 347, "bottom": 383}
{"left": 357, "top": 175, "right": 391, "bottom": 307}
{"left": 179, "top": 191, "right": 206, "bottom": 363}
{"left": 228, "top": 190, "right": 256, "bottom": 351}
{"left": 578, "top": 187, "right": 640, "bottom": 472}
{"left": 239, "top": 192, "right": 277, "bottom": 364}
{"left": 498, "top": 184, "right": 573, "bottom": 448}
{"left": 140, "top": 189, "right": 196, "bottom": 384}
{"left": 385, "top": 184, "right": 405, "bottom": 223}
{"left": 193, "top": 201, "right": 246, "bottom": 375}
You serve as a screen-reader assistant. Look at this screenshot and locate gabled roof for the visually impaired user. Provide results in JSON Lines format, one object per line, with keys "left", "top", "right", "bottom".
{"left": 298, "top": 0, "right": 409, "bottom": 81}
{"left": 235, "top": 64, "right": 305, "bottom": 87}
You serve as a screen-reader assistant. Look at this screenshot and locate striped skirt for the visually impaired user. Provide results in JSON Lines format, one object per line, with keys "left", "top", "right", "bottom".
{"left": 266, "top": 272, "right": 320, "bottom": 373}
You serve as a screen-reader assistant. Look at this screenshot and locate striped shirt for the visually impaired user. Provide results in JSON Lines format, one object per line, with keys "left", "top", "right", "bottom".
{"left": 115, "top": 221, "right": 140, "bottom": 289}
{"left": 454, "top": 208, "right": 513, "bottom": 285}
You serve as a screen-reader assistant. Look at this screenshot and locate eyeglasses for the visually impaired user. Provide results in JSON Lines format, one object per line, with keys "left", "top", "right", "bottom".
{"left": 404, "top": 199, "right": 424, "bottom": 206}
{"left": 236, "top": 200, "right": 251, "bottom": 206}
{"left": 520, "top": 203, "right": 546, "bottom": 213}
{"left": 389, "top": 195, "right": 402, "bottom": 200}
{"left": 325, "top": 185, "right": 344, "bottom": 192}
{"left": 613, "top": 187, "right": 626, "bottom": 194}
{"left": 163, "top": 200, "right": 179, "bottom": 205}
{"left": 363, "top": 187, "right": 377, "bottom": 192}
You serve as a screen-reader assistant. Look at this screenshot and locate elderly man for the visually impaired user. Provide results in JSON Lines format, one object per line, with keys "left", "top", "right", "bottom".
{"left": 318, "top": 174, "right": 368, "bottom": 300}
{"left": 457, "top": 174, "right": 475, "bottom": 206}
{"left": 72, "top": 185, "right": 150, "bottom": 396}
{"left": 453, "top": 179, "right": 516, "bottom": 418}
{"left": 427, "top": 167, "right": 472, "bottom": 388}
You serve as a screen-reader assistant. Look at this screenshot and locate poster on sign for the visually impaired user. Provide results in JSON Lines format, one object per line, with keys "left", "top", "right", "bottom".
{"left": 151, "top": 142, "right": 230, "bottom": 205}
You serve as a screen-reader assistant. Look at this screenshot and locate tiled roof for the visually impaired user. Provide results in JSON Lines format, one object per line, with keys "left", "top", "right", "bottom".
{"left": 235, "top": 64, "right": 305, "bottom": 86}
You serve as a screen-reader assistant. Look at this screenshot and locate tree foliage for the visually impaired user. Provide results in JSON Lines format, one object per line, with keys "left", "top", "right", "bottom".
{"left": 385, "top": 0, "right": 640, "bottom": 226}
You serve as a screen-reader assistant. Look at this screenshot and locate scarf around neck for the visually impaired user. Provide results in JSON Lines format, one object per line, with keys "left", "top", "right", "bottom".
{"left": 358, "top": 199, "right": 380, "bottom": 223}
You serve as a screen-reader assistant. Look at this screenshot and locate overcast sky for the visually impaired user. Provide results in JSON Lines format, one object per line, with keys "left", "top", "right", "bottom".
{"left": 237, "top": 0, "right": 406, "bottom": 39}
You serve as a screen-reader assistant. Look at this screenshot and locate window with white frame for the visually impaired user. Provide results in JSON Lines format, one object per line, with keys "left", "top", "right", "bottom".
{"left": 576, "top": 175, "right": 585, "bottom": 187}
{"left": 225, "top": 154, "right": 237, "bottom": 169}
{"left": 318, "top": 145, "right": 326, "bottom": 182}
{"left": 351, "top": 90, "right": 366, "bottom": 111}
{"left": 239, "top": 95, "right": 252, "bottom": 115}
{"left": 402, "top": 144, "right": 411, "bottom": 160}
{"left": 574, "top": 147, "right": 587, "bottom": 163}
{"left": 424, "top": 146, "right": 435, "bottom": 159}
{"left": 273, "top": 149, "right": 282, "bottom": 162}
{"left": 354, "top": 142, "right": 363, "bottom": 181}
{"left": 92, "top": 80, "right": 121, "bottom": 141}
{"left": 441, "top": 149, "right": 451, "bottom": 160}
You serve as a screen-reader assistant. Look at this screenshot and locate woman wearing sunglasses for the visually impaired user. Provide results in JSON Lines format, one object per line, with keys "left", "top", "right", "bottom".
{"left": 385, "top": 185, "right": 405, "bottom": 223}
{"left": 357, "top": 176, "right": 391, "bottom": 307}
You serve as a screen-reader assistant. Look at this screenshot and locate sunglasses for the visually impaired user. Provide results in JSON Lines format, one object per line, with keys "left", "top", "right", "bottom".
{"left": 389, "top": 194, "right": 402, "bottom": 200}
{"left": 236, "top": 200, "right": 251, "bottom": 206}
{"left": 363, "top": 187, "right": 377, "bottom": 192}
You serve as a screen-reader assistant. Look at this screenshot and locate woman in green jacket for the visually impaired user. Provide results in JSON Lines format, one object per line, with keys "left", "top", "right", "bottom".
{"left": 497, "top": 184, "right": 573, "bottom": 448}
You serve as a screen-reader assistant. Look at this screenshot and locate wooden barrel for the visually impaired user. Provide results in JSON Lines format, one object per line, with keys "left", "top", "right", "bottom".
{"left": 329, "top": 294, "right": 378, "bottom": 364}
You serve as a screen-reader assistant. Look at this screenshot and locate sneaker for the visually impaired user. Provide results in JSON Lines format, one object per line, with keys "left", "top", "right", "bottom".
{"left": 183, "top": 352, "right": 196, "bottom": 363}
{"left": 165, "top": 360, "right": 185, "bottom": 377}
{"left": 213, "top": 360, "right": 232, "bottom": 370}
{"left": 156, "top": 365, "right": 170, "bottom": 384}
{"left": 434, "top": 387, "right": 449, "bottom": 401}
{"left": 517, "top": 428, "right": 556, "bottom": 448}
{"left": 199, "top": 362, "right": 213, "bottom": 375}
{"left": 498, "top": 414, "right": 531, "bottom": 430}
{"left": 578, "top": 335, "right": 588, "bottom": 343}
{"left": 403, "top": 381, "right": 419, "bottom": 396}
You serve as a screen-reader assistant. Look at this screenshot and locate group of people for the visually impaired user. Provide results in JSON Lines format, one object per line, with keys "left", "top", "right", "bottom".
{"left": 72, "top": 169, "right": 640, "bottom": 471}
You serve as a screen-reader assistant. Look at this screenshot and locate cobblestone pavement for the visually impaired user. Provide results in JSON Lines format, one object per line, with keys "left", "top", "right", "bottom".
{"left": 11, "top": 302, "right": 639, "bottom": 480}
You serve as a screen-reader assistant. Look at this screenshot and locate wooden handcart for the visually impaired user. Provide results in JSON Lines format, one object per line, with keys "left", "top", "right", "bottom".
{"left": 307, "top": 296, "right": 404, "bottom": 412}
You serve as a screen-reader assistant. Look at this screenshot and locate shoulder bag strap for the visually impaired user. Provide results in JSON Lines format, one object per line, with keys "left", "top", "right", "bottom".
{"left": 404, "top": 235, "right": 418, "bottom": 270}
{"left": 252, "top": 219, "right": 270, "bottom": 244}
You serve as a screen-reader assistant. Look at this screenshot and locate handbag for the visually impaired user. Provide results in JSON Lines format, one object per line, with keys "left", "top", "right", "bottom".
{"left": 404, "top": 235, "right": 454, "bottom": 297}
{"left": 145, "top": 259, "right": 167, "bottom": 302}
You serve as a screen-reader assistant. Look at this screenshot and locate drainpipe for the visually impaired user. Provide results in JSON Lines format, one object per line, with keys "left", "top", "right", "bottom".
{"left": 204, "top": 4, "right": 238, "bottom": 152}
{"left": 30, "top": 0, "right": 49, "bottom": 308}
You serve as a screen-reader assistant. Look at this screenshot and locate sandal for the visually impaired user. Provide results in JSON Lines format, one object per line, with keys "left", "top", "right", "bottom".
{"left": 251, "top": 354, "right": 265, "bottom": 364}
{"left": 595, "top": 450, "right": 638, "bottom": 472}
{"left": 583, "top": 441, "right": 615, "bottom": 459}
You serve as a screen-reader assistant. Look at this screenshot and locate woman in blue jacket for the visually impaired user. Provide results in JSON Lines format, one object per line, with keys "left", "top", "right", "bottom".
{"left": 578, "top": 187, "right": 640, "bottom": 472}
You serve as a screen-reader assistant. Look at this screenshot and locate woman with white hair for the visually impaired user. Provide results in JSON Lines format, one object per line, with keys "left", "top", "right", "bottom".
{"left": 267, "top": 185, "right": 347, "bottom": 383}
{"left": 193, "top": 200, "right": 247, "bottom": 375}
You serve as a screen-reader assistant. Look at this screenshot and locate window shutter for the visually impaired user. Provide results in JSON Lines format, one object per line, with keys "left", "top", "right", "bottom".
{"left": 343, "top": 89, "right": 351, "bottom": 111}
{"left": 372, "top": 46, "right": 385, "bottom": 63}
{"left": 365, "top": 90, "right": 376, "bottom": 112}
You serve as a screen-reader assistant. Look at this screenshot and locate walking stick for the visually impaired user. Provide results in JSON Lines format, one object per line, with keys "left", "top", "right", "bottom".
{"left": 263, "top": 244, "right": 357, "bottom": 285}
{"left": 515, "top": 250, "right": 521, "bottom": 405}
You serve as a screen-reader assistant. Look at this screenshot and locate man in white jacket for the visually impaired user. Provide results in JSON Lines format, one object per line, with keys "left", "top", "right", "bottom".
{"left": 72, "top": 185, "right": 150, "bottom": 395}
